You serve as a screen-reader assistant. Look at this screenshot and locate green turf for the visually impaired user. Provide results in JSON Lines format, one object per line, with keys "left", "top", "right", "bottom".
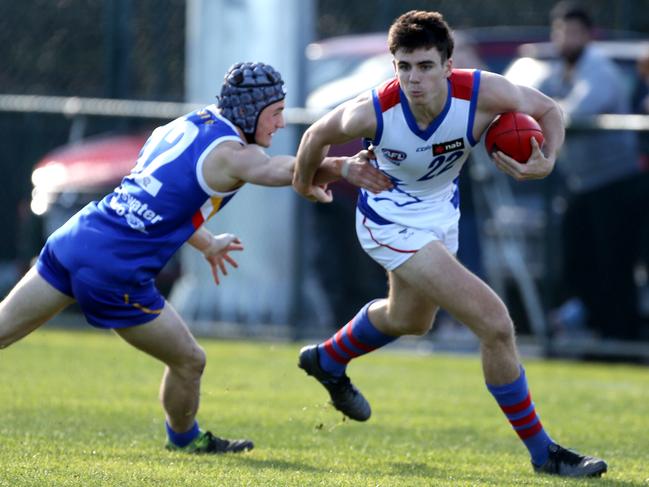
{"left": 1, "top": 328, "right": 647, "bottom": 486}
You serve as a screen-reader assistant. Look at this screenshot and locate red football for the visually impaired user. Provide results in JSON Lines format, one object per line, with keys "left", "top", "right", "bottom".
{"left": 485, "top": 112, "right": 544, "bottom": 163}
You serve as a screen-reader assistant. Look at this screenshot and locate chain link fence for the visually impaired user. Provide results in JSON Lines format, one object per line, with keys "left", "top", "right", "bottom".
{"left": 0, "top": 0, "right": 185, "bottom": 100}
{"left": 2, "top": 1, "right": 646, "bottom": 100}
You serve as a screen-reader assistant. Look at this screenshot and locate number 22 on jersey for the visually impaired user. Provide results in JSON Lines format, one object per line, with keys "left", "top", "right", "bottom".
{"left": 417, "top": 150, "right": 463, "bottom": 182}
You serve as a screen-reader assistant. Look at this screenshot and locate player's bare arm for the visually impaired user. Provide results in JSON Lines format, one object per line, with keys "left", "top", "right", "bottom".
{"left": 314, "top": 150, "right": 393, "bottom": 194}
{"left": 201, "top": 141, "right": 295, "bottom": 190}
{"left": 293, "top": 94, "right": 378, "bottom": 200}
{"left": 201, "top": 136, "right": 390, "bottom": 203}
{"left": 476, "top": 72, "right": 565, "bottom": 181}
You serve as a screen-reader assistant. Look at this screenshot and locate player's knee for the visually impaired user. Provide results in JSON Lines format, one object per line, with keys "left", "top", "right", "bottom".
{"left": 482, "top": 310, "right": 515, "bottom": 345}
{"left": 186, "top": 345, "right": 207, "bottom": 376}
{"left": 174, "top": 345, "right": 206, "bottom": 379}
{"left": 393, "top": 316, "right": 435, "bottom": 336}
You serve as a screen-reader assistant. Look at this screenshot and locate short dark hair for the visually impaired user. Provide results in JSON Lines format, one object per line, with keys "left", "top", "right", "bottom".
{"left": 550, "top": 1, "right": 593, "bottom": 30}
{"left": 387, "top": 10, "right": 454, "bottom": 62}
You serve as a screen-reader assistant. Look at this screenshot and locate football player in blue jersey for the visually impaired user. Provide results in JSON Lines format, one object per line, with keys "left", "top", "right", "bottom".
{"left": 0, "top": 62, "right": 392, "bottom": 454}
{"left": 293, "top": 11, "right": 607, "bottom": 478}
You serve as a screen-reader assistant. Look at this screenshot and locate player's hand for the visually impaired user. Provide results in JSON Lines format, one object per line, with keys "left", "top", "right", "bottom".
{"left": 202, "top": 233, "right": 244, "bottom": 285}
{"left": 292, "top": 176, "right": 333, "bottom": 203}
{"left": 310, "top": 184, "right": 334, "bottom": 203}
{"left": 341, "top": 149, "right": 393, "bottom": 193}
{"left": 492, "top": 138, "right": 555, "bottom": 181}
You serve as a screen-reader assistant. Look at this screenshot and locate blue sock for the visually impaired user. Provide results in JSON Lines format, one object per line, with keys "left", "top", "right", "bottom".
{"left": 487, "top": 366, "right": 554, "bottom": 466}
{"left": 166, "top": 421, "right": 200, "bottom": 447}
{"left": 318, "top": 301, "right": 397, "bottom": 376}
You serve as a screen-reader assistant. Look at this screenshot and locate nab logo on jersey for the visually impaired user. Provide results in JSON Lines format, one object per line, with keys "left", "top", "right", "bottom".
{"left": 381, "top": 148, "right": 407, "bottom": 165}
{"left": 432, "top": 138, "right": 465, "bottom": 156}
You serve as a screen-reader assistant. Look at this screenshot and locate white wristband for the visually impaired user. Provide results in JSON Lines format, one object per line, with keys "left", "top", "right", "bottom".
{"left": 341, "top": 159, "right": 350, "bottom": 179}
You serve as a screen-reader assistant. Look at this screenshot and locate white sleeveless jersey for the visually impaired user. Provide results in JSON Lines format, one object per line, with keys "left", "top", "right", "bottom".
{"left": 358, "top": 69, "right": 481, "bottom": 229}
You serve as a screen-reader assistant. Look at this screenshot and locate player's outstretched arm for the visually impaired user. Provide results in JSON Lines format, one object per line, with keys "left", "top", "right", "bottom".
{"left": 216, "top": 143, "right": 297, "bottom": 187}
{"left": 187, "top": 228, "right": 244, "bottom": 285}
{"left": 210, "top": 145, "right": 383, "bottom": 203}
{"left": 314, "top": 150, "right": 393, "bottom": 194}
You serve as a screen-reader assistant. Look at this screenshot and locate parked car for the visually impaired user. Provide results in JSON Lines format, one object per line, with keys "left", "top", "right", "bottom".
{"left": 30, "top": 133, "right": 149, "bottom": 236}
{"left": 305, "top": 32, "right": 388, "bottom": 95}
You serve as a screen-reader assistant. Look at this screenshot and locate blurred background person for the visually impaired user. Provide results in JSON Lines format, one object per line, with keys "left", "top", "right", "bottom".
{"left": 538, "top": 1, "right": 648, "bottom": 340}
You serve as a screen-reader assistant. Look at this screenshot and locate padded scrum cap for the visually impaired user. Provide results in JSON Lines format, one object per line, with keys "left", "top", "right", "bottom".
{"left": 217, "top": 62, "right": 286, "bottom": 143}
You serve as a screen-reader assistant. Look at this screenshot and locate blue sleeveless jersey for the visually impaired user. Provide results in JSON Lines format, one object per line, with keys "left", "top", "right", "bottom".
{"left": 48, "top": 105, "right": 244, "bottom": 287}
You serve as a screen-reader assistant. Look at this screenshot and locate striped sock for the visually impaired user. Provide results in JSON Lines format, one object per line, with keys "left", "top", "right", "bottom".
{"left": 317, "top": 301, "right": 397, "bottom": 377}
{"left": 487, "top": 366, "right": 554, "bottom": 466}
{"left": 166, "top": 421, "right": 200, "bottom": 447}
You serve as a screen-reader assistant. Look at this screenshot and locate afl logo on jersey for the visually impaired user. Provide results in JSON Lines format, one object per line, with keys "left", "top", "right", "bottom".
{"left": 381, "top": 148, "right": 407, "bottom": 165}
{"left": 433, "top": 138, "right": 465, "bottom": 156}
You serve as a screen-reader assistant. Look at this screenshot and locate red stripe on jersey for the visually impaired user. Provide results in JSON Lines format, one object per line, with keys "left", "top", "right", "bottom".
{"left": 191, "top": 211, "right": 204, "bottom": 229}
{"left": 450, "top": 69, "right": 474, "bottom": 101}
{"left": 377, "top": 78, "right": 401, "bottom": 112}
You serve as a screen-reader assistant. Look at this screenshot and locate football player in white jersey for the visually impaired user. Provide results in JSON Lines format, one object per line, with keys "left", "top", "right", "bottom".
{"left": 0, "top": 62, "right": 391, "bottom": 455}
{"left": 293, "top": 11, "right": 607, "bottom": 478}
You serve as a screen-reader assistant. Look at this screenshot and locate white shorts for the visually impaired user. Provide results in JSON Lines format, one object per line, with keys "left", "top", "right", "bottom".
{"left": 355, "top": 207, "right": 459, "bottom": 271}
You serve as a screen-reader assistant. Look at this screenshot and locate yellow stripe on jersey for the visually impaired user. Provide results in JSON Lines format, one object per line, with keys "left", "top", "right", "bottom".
{"left": 205, "top": 196, "right": 224, "bottom": 221}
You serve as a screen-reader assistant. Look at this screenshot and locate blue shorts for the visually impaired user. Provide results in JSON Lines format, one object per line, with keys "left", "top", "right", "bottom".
{"left": 36, "top": 241, "right": 165, "bottom": 329}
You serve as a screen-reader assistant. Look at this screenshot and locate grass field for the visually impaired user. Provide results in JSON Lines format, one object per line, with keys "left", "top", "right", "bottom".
{"left": 1, "top": 328, "right": 648, "bottom": 486}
